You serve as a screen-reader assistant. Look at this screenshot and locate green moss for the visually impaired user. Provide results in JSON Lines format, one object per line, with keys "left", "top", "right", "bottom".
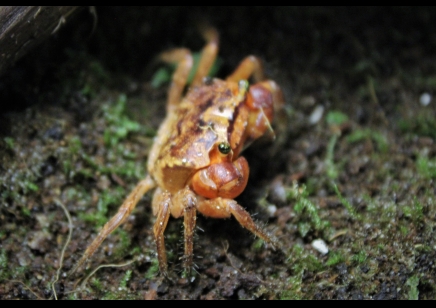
{"left": 376, "top": 244, "right": 386, "bottom": 252}
{"left": 283, "top": 244, "right": 324, "bottom": 299}
{"left": 113, "top": 229, "right": 132, "bottom": 258}
{"left": 101, "top": 290, "right": 133, "bottom": 300}
{"left": 67, "top": 294, "right": 78, "bottom": 300}
{"left": 280, "top": 275, "right": 305, "bottom": 300}
{"left": 324, "top": 114, "right": 370, "bottom": 185}
{"left": 3, "top": 137, "right": 15, "bottom": 150}
{"left": 347, "top": 128, "right": 388, "bottom": 153}
{"left": 406, "top": 275, "right": 420, "bottom": 300}
{"left": 326, "top": 111, "right": 349, "bottom": 126}
{"left": 79, "top": 187, "right": 126, "bottom": 228}
{"left": 325, "top": 134, "right": 339, "bottom": 179}
{"left": 119, "top": 269, "right": 132, "bottom": 290}
{"left": 399, "top": 114, "right": 436, "bottom": 140}
{"left": 402, "top": 197, "right": 424, "bottom": 223}
{"left": 129, "top": 246, "right": 142, "bottom": 256}
{"left": 145, "top": 258, "right": 160, "bottom": 280}
{"left": 416, "top": 154, "right": 436, "bottom": 179}
{"left": 331, "top": 182, "right": 360, "bottom": 220}
{"left": 103, "top": 94, "right": 141, "bottom": 148}
{"left": 325, "top": 251, "right": 346, "bottom": 267}
{"left": 68, "top": 136, "right": 82, "bottom": 155}
{"left": 91, "top": 278, "right": 103, "bottom": 291}
{"left": 21, "top": 206, "right": 31, "bottom": 217}
{"left": 351, "top": 250, "right": 367, "bottom": 264}
{"left": 0, "top": 249, "right": 9, "bottom": 280}
{"left": 289, "top": 183, "right": 331, "bottom": 236}
{"left": 251, "top": 238, "right": 265, "bottom": 252}
{"left": 151, "top": 67, "right": 173, "bottom": 88}
{"left": 399, "top": 225, "right": 409, "bottom": 237}
{"left": 25, "top": 182, "right": 39, "bottom": 192}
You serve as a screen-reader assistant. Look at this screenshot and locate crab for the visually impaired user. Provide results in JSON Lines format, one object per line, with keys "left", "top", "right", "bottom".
{"left": 72, "top": 28, "right": 283, "bottom": 277}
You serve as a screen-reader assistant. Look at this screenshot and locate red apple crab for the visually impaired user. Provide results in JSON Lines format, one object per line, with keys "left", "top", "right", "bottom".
{"left": 72, "top": 28, "right": 283, "bottom": 277}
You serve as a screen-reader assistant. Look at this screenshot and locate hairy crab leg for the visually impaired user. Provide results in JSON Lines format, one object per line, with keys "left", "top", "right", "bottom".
{"left": 196, "top": 198, "right": 279, "bottom": 249}
{"left": 152, "top": 190, "right": 172, "bottom": 276}
{"left": 181, "top": 190, "right": 197, "bottom": 274}
{"left": 160, "top": 48, "right": 193, "bottom": 112}
{"left": 171, "top": 187, "right": 198, "bottom": 275}
{"left": 226, "top": 55, "right": 265, "bottom": 83}
{"left": 191, "top": 27, "right": 219, "bottom": 86}
{"left": 70, "top": 176, "right": 156, "bottom": 274}
{"left": 227, "top": 200, "right": 279, "bottom": 248}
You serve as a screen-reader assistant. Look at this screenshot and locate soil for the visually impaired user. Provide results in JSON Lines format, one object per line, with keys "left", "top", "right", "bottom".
{"left": 0, "top": 7, "right": 435, "bottom": 299}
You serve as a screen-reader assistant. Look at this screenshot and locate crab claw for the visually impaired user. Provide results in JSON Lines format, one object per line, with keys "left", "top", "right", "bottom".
{"left": 191, "top": 156, "right": 249, "bottom": 200}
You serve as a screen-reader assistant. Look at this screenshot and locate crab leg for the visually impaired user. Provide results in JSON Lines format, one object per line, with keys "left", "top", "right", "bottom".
{"left": 191, "top": 27, "right": 219, "bottom": 86}
{"left": 70, "top": 176, "right": 156, "bottom": 274}
{"left": 197, "top": 198, "right": 279, "bottom": 248}
{"left": 228, "top": 200, "right": 278, "bottom": 248}
{"left": 181, "top": 191, "right": 197, "bottom": 274}
{"left": 226, "top": 55, "right": 265, "bottom": 83}
{"left": 152, "top": 190, "right": 172, "bottom": 276}
{"left": 170, "top": 187, "right": 198, "bottom": 274}
{"left": 160, "top": 48, "right": 193, "bottom": 111}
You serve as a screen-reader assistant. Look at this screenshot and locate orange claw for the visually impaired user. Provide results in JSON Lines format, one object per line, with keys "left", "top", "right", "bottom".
{"left": 191, "top": 156, "right": 249, "bottom": 200}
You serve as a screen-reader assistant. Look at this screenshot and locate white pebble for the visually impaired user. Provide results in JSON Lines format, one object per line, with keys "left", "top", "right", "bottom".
{"left": 311, "top": 239, "right": 329, "bottom": 255}
{"left": 308, "top": 105, "right": 325, "bottom": 125}
{"left": 267, "top": 205, "right": 277, "bottom": 217}
{"left": 420, "top": 93, "right": 432, "bottom": 106}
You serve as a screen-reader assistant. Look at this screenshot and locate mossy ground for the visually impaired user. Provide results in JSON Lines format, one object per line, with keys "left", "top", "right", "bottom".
{"left": 0, "top": 7, "right": 435, "bottom": 299}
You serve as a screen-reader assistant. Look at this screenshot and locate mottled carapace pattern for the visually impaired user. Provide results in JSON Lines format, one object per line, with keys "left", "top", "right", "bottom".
{"left": 151, "top": 79, "right": 248, "bottom": 193}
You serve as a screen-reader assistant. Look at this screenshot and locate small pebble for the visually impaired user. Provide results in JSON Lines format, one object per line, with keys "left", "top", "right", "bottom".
{"left": 267, "top": 205, "right": 277, "bottom": 217}
{"left": 309, "top": 105, "right": 324, "bottom": 125}
{"left": 420, "top": 92, "right": 431, "bottom": 106}
{"left": 311, "top": 239, "right": 329, "bottom": 254}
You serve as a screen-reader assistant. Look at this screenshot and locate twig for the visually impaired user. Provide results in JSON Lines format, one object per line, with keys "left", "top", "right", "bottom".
{"left": 51, "top": 199, "right": 74, "bottom": 300}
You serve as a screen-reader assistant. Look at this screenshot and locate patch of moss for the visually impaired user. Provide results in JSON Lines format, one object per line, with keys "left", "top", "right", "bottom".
{"left": 325, "top": 134, "right": 339, "bottom": 180}
{"left": 0, "top": 249, "right": 9, "bottom": 280}
{"left": 113, "top": 229, "right": 132, "bottom": 258}
{"left": 331, "top": 182, "right": 360, "bottom": 220}
{"left": 119, "top": 269, "right": 132, "bottom": 290}
{"left": 251, "top": 238, "right": 265, "bottom": 252}
{"left": 399, "top": 114, "right": 436, "bottom": 140}
{"left": 145, "top": 258, "right": 160, "bottom": 280}
{"left": 325, "top": 251, "right": 346, "bottom": 267}
{"left": 326, "top": 111, "right": 349, "bottom": 126}
{"left": 402, "top": 197, "right": 424, "bottom": 223}
{"left": 282, "top": 244, "right": 324, "bottom": 299}
{"left": 347, "top": 128, "right": 389, "bottom": 153}
{"left": 103, "top": 94, "right": 141, "bottom": 148}
{"left": 78, "top": 187, "right": 126, "bottom": 228}
{"left": 90, "top": 278, "right": 103, "bottom": 291}
{"left": 3, "top": 137, "right": 15, "bottom": 150}
{"left": 416, "top": 154, "right": 436, "bottom": 180}
{"left": 288, "top": 183, "right": 331, "bottom": 237}
{"left": 406, "top": 275, "right": 419, "bottom": 300}
{"left": 21, "top": 206, "right": 31, "bottom": 217}
{"left": 351, "top": 250, "right": 367, "bottom": 264}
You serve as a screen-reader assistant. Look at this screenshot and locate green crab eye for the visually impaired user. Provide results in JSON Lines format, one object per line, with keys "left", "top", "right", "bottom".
{"left": 218, "top": 142, "right": 231, "bottom": 155}
{"left": 238, "top": 79, "right": 249, "bottom": 92}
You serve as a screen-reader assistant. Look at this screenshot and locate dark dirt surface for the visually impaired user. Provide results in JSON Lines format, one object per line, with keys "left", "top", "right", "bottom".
{"left": 1, "top": 7, "right": 436, "bottom": 300}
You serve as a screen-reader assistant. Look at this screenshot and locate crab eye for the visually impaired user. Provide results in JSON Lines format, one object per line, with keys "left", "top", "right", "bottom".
{"left": 218, "top": 142, "right": 231, "bottom": 155}
{"left": 238, "top": 79, "right": 249, "bottom": 92}
{"left": 203, "top": 76, "right": 213, "bottom": 85}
